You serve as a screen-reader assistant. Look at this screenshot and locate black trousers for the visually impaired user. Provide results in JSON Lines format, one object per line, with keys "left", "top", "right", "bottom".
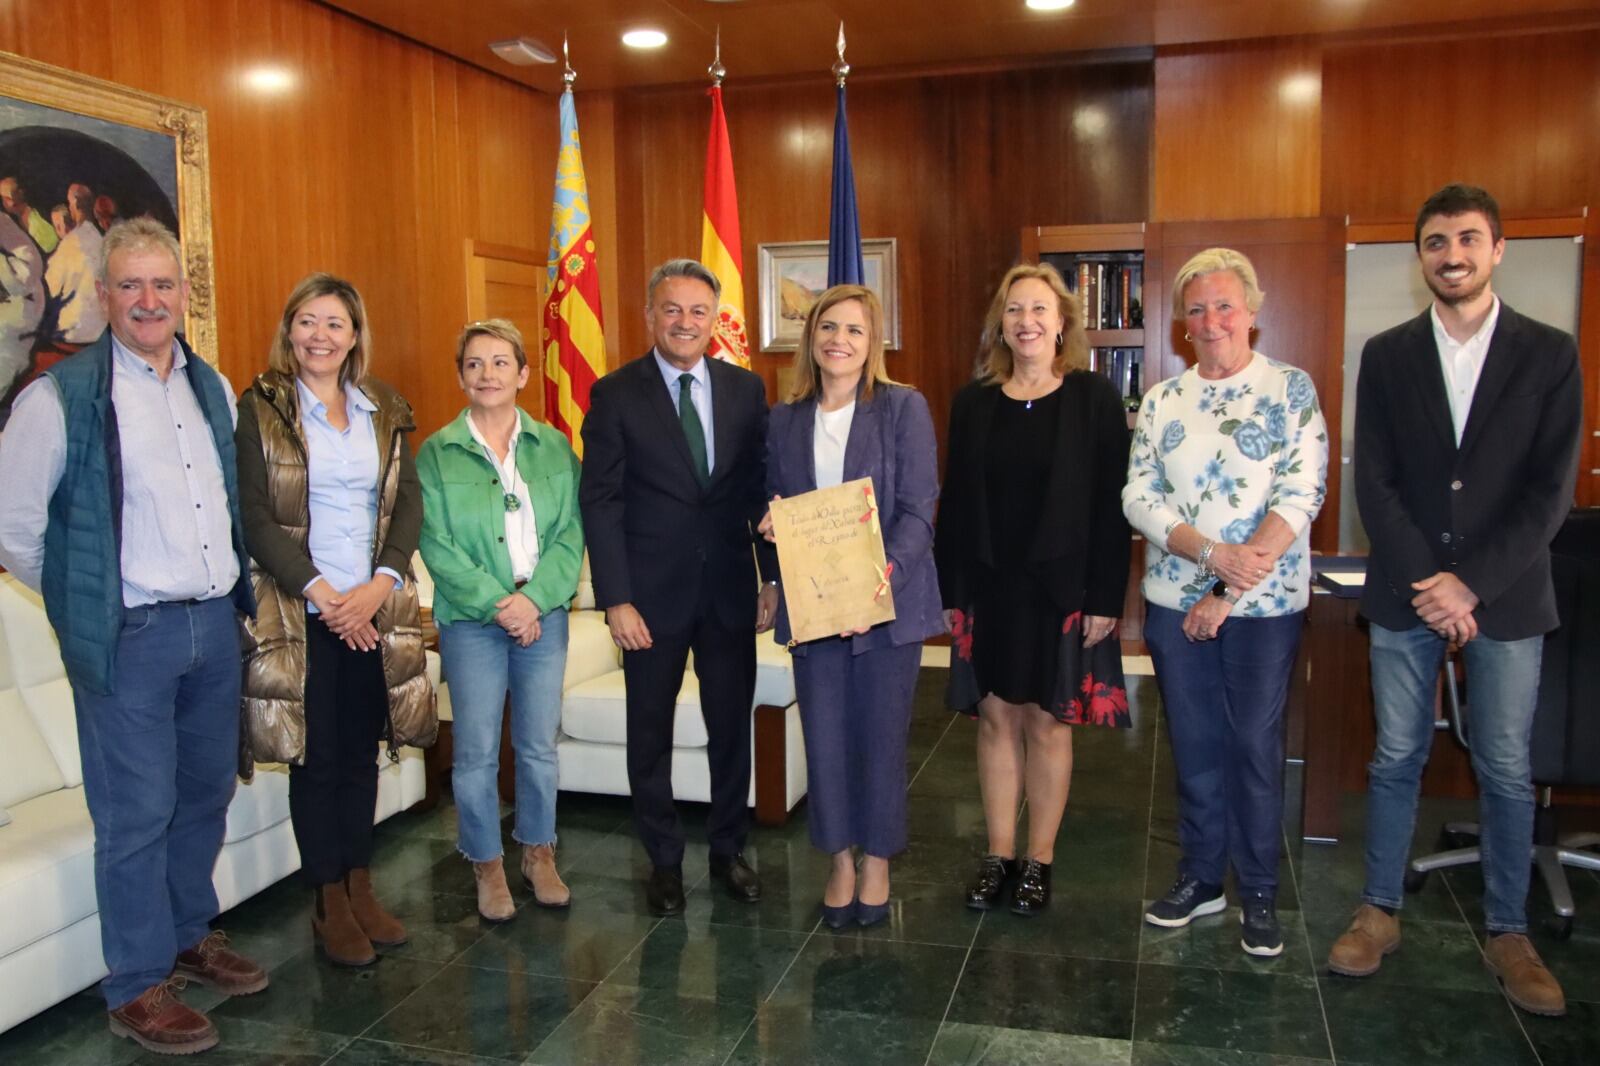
{"left": 623, "top": 596, "right": 756, "bottom": 869}
{"left": 289, "top": 610, "right": 388, "bottom": 887}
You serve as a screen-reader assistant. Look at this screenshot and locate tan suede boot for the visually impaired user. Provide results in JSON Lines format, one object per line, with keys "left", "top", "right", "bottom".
{"left": 312, "top": 881, "right": 376, "bottom": 967}
{"left": 346, "top": 869, "right": 408, "bottom": 946}
{"left": 522, "top": 843, "right": 571, "bottom": 908}
{"left": 474, "top": 858, "right": 516, "bottom": 922}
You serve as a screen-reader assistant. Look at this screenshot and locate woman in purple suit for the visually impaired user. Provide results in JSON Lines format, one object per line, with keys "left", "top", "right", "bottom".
{"left": 759, "top": 284, "right": 944, "bottom": 928}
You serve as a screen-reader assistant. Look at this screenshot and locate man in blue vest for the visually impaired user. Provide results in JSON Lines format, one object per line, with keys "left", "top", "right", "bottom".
{"left": 0, "top": 218, "right": 266, "bottom": 1055}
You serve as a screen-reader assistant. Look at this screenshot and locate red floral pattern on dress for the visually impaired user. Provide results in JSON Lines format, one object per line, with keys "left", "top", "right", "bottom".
{"left": 1059, "top": 672, "right": 1130, "bottom": 727}
{"left": 949, "top": 607, "right": 974, "bottom": 662}
{"left": 1061, "top": 610, "right": 1082, "bottom": 635}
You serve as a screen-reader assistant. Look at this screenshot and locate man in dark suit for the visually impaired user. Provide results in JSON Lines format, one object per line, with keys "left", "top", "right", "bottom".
{"left": 579, "top": 258, "right": 779, "bottom": 915}
{"left": 1329, "top": 184, "right": 1582, "bottom": 1016}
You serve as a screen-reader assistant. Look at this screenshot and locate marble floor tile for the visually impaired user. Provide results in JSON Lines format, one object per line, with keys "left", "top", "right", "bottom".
{"left": 1133, "top": 964, "right": 1332, "bottom": 1060}
{"left": 928, "top": 1022, "right": 1135, "bottom": 1065}
{"left": 525, "top": 980, "right": 754, "bottom": 1065}
{"left": 207, "top": 949, "right": 445, "bottom": 1037}
{"left": 944, "top": 948, "right": 1138, "bottom": 1040}
{"left": 724, "top": 1003, "right": 944, "bottom": 1065}
{"left": 1318, "top": 977, "right": 1538, "bottom": 1065}
{"left": 359, "top": 962, "right": 595, "bottom": 1061}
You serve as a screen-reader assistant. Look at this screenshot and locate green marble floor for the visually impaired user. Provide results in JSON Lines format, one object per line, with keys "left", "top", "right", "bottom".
{"left": 5, "top": 668, "right": 1598, "bottom": 1064}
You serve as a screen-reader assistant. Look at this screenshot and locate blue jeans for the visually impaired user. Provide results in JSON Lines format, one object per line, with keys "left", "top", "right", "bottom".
{"left": 1363, "top": 622, "right": 1541, "bottom": 933}
{"left": 1145, "top": 603, "right": 1303, "bottom": 899}
{"left": 70, "top": 598, "right": 241, "bottom": 1009}
{"left": 438, "top": 607, "right": 568, "bottom": 862}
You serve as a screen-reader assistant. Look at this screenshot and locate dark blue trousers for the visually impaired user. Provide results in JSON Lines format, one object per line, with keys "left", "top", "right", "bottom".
{"left": 70, "top": 597, "right": 240, "bottom": 1009}
{"left": 1144, "top": 604, "right": 1302, "bottom": 899}
{"left": 792, "top": 639, "right": 922, "bottom": 858}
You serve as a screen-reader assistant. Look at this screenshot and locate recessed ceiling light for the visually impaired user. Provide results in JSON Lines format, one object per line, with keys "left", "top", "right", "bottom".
{"left": 489, "top": 37, "right": 556, "bottom": 66}
{"left": 622, "top": 29, "right": 668, "bottom": 49}
{"left": 1025, "top": 0, "right": 1076, "bottom": 10}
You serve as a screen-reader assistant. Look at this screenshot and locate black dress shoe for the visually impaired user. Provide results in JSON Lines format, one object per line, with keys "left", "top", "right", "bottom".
{"left": 646, "top": 865, "right": 685, "bottom": 916}
{"left": 965, "top": 855, "right": 1018, "bottom": 911}
{"left": 1009, "top": 859, "right": 1051, "bottom": 916}
{"left": 709, "top": 852, "right": 762, "bottom": 902}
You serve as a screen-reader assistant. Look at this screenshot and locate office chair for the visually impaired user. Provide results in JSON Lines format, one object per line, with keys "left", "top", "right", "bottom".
{"left": 1403, "top": 508, "right": 1600, "bottom": 939}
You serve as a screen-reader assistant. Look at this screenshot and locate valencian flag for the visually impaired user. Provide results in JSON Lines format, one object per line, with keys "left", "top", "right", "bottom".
{"left": 700, "top": 85, "right": 751, "bottom": 367}
{"left": 827, "top": 82, "right": 864, "bottom": 287}
{"left": 542, "top": 88, "right": 606, "bottom": 457}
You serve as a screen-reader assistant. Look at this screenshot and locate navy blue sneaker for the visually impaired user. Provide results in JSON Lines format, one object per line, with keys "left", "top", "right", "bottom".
{"left": 1145, "top": 874, "right": 1226, "bottom": 927}
{"left": 1240, "top": 895, "right": 1283, "bottom": 957}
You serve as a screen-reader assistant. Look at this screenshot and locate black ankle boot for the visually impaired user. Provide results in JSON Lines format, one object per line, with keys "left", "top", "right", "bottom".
{"left": 965, "top": 855, "right": 1017, "bottom": 910}
{"left": 1009, "top": 859, "right": 1051, "bottom": 916}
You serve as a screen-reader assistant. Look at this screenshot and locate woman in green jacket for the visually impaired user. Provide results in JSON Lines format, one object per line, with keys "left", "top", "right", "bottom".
{"left": 417, "top": 319, "right": 584, "bottom": 921}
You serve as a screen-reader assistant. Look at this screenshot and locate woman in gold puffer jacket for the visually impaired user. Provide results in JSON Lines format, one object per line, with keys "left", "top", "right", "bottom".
{"left": 236, "top": 273, "right": 435, "bottom": 969}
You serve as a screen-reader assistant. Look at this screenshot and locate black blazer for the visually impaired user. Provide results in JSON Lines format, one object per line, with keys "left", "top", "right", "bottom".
{"left": 1354, "top": 304, "right": 1583, "bottom": 640}
{"left": 935, "top": 371, "right": 1132, "bottom": 617}
{"left": 579, "top": 351, "right": 776, "bottom": 634}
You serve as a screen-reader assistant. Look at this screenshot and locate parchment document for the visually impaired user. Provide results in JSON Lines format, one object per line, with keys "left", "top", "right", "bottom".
{"left": 770, "top": 477, "right": 896, "bottom": 644}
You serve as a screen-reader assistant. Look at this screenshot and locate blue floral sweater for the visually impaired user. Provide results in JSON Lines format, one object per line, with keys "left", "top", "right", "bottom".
{"left": 1122, "top": 352, "right": 1329, "bottom": 616}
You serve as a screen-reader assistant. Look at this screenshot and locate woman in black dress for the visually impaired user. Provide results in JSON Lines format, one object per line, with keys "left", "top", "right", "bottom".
{"left": 935, "top": 262, "right": 1132, "bottom": 915}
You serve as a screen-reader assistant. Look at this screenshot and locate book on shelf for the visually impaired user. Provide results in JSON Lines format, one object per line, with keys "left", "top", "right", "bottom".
{"left": 1045, "top": 251, "right": 1143, "bottom": 330}
{"left": 1088, "top": 346, "right": 1143, "bottom": 408}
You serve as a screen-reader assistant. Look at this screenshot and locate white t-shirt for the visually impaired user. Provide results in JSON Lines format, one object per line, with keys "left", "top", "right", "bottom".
{"left": 466, "top": 411, "right": 540, "bottom": 583}
{"left": 813, "top": 400, "right": 856, "bottom": 489}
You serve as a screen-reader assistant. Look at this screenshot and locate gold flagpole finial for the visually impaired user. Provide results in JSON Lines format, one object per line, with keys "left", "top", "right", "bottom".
{"left": 709, "top": 26, "right": 726, "bottom": 86}
{"left": 562, "top": 32, "right": 576, "bottom": 89}
{"left": 832, "top": 22, "right": 849, "bottom": 87}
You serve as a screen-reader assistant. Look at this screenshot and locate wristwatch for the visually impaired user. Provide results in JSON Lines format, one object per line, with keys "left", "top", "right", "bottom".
{"left": 1212, "top": 580, "right": 1240, "bottom": 605}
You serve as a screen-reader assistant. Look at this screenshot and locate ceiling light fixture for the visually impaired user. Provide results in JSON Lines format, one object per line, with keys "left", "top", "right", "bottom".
{"left": 489, "top": 36, "right": 557, "bottom": 66}
{"left": 1025, "top": 0, "right": 1076, "bottom": 11}
{"left": 621, "top": 29, "right": 669, "bottom": 49}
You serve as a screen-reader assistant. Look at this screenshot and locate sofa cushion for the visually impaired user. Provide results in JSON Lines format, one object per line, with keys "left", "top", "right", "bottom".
{"left": 0, "top": 786, "right": 96, "bottom": 957}
{"left": 563, "top": 611, "right": 619, "bottom": 688}
{"left": 224, "top": 765, "right": 291, "bottom": 844}
{"left": 0, "top": 688, "right": 65, "bottom": 809}
{"left": 0, "top": 575, "right": 68, "bottom": 690}
{"left": 754, "top": 640, "right": 796, "bottom": 707}
{"left": 562, "top": 671, "right": 710, "bottom": 748}
{"left": 20, "top": 677, "right": 82, "bottom": 788}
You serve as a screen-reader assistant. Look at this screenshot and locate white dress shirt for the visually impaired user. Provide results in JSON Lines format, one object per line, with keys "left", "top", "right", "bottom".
{"left": 465, "top": 410, "right": 540, "bottom": 583}
{"left": 0, "top": 335, "right": 239, "bottom": 605}
{"left": 813, "top": 400, "right": 855, "bottom": 490}
{"left": 1430, "top": 295, "right": 1500, "bottom": 445}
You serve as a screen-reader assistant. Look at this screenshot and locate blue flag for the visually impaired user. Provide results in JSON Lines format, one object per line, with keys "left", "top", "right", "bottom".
{"left": 827, "top": 84, "right": 864, "bottom": 287}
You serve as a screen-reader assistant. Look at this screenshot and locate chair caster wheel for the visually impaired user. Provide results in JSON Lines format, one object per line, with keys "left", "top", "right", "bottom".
{"left": 1403, "top": 866, "right": 1429, "bottom": 893}
{"left": 1545, "top": 915, "right": 1573, "bottom": 941}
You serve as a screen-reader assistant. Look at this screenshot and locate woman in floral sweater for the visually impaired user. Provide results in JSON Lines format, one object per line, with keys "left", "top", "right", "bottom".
{"left": 1122, "top": 247, "right": 1328, "bottom": 958}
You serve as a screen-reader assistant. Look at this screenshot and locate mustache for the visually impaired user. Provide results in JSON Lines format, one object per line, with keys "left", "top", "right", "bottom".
{"left": 128, "top": 307, "right": 172, "bottom": 322}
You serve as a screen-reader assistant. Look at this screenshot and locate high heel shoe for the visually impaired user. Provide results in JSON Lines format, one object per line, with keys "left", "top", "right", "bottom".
{"left": 855, "top": 898, "right": 891, "bottom": 927}
{"left": 820, "top": 900, "right": 856, "bottom": 929}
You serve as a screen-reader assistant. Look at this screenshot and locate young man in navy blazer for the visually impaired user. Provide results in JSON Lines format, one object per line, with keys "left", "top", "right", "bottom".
{"left": 579, "top": 259, "right": 779, "bottom": 916}
{"left": 1330, "top": 184, "right": 1582, "bottom": 1017}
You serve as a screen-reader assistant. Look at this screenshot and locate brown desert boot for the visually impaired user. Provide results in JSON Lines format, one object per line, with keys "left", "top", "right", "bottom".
{"left": 107, "top": 976, "right": 218, "bottom": 1056}
{"left": 1327, "top": 903, "right": 1401, "bottom": 977}
{"left": 474, "top": 858, "right": 516, "bottom": 922}
{"left": 312, "top": 880, "right": 377, "bottom": 966}
{"left": 174, "top": 930, "right": 268, "bottom": 995}
{"left": 1483, "top": 933, "right": 1566, "bottom": 1016}
{"left": 346, "top": 868, "right": 408, "bottom": 946}
{"left": 522, "top": 843, "right": 571, "bottom": 908}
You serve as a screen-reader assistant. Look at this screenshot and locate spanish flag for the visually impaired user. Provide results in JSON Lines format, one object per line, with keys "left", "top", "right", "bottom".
{"left": 542, "top": 88, "right": 606, "bottom": 455}
{"left": 699, "top": 85, "right": 750, "bottom": 367}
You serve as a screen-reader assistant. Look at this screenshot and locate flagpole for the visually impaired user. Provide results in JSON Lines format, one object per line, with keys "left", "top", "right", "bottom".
{"left": 700, "top": 28, "right": 751, "bottom": 366}
{"left": 827, "top": 22, "right": 864, "bottom": 287}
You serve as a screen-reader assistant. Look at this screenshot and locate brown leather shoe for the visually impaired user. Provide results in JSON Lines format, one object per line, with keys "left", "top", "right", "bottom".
{"left": 312, "top": 880, "right": 376, "bottom": 967}
{"left": 522, "top": 843, "right": 571, "bottom": 908}
{"left": 474, "top": 858, "right": 516, "bottom": 922}
{"left": 346, "top": 868, "right": 408, "bottom": 946}
{"left": 174, "top": 930, "right": 268, "bottom": 996}
{"left": 107, "top": 976, "right": 218, "bottom": 1056}
{"left": 1483, "top": 933, "right": 1566, "bottom": 1016}
{"left": 1327, "top": 904, "right": 1401, "bottom": 977}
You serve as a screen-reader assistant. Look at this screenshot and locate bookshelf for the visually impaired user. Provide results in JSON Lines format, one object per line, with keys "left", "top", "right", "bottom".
{"left": 1022, "top": 223, "right": 1151, "bottom": 414}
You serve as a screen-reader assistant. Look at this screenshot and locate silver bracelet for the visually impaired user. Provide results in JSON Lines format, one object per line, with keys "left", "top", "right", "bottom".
{"left": 1196, "top": 537, "right": 1217, "bottom": 579}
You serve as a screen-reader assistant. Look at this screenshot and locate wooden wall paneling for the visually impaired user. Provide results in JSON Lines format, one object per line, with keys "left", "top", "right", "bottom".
{"left": 0, "top": 0, "right": 557, "bottom": 442}
{"left": 1152, "top": 39, "right": 1323, "bottom": 222}
{"left": 608, "top": 60, "right": 1153, "bottom": 468}
{"left": 1322, "top": 31, "right": 1600, "bottom": 222}
{"left": 1147, "top": 217, "right": 1344, "bottom": 553}
{"left": 1582, "top": 207, "right": 1600, "bottom": 509}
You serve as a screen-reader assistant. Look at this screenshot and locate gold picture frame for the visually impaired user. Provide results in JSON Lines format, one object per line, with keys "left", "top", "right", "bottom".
{"left": 0, "top": 50, "right": 217, "bottom": 423}
{"left": 756, "top": 238, "right": 900, "bottom": 352}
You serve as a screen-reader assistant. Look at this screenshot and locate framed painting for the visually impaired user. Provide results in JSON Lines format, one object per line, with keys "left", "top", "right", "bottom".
{"left": 756, "top": 238, "right": 899, "bottom": 352}
{"left": 0, "top": 50, "right": 216, "bottom": 430}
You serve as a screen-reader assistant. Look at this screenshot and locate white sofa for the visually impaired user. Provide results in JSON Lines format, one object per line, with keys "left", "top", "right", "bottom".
{"left": 0, "top": 574, "right": 427, "bottom": 1035}
{"left": 418, "top": 555, "right": 808, "bottom": 825}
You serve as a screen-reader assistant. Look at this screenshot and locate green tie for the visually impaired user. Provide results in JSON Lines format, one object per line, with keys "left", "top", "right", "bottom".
{"left": 678, "top": 372, "right": 710, "bottom": 487}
